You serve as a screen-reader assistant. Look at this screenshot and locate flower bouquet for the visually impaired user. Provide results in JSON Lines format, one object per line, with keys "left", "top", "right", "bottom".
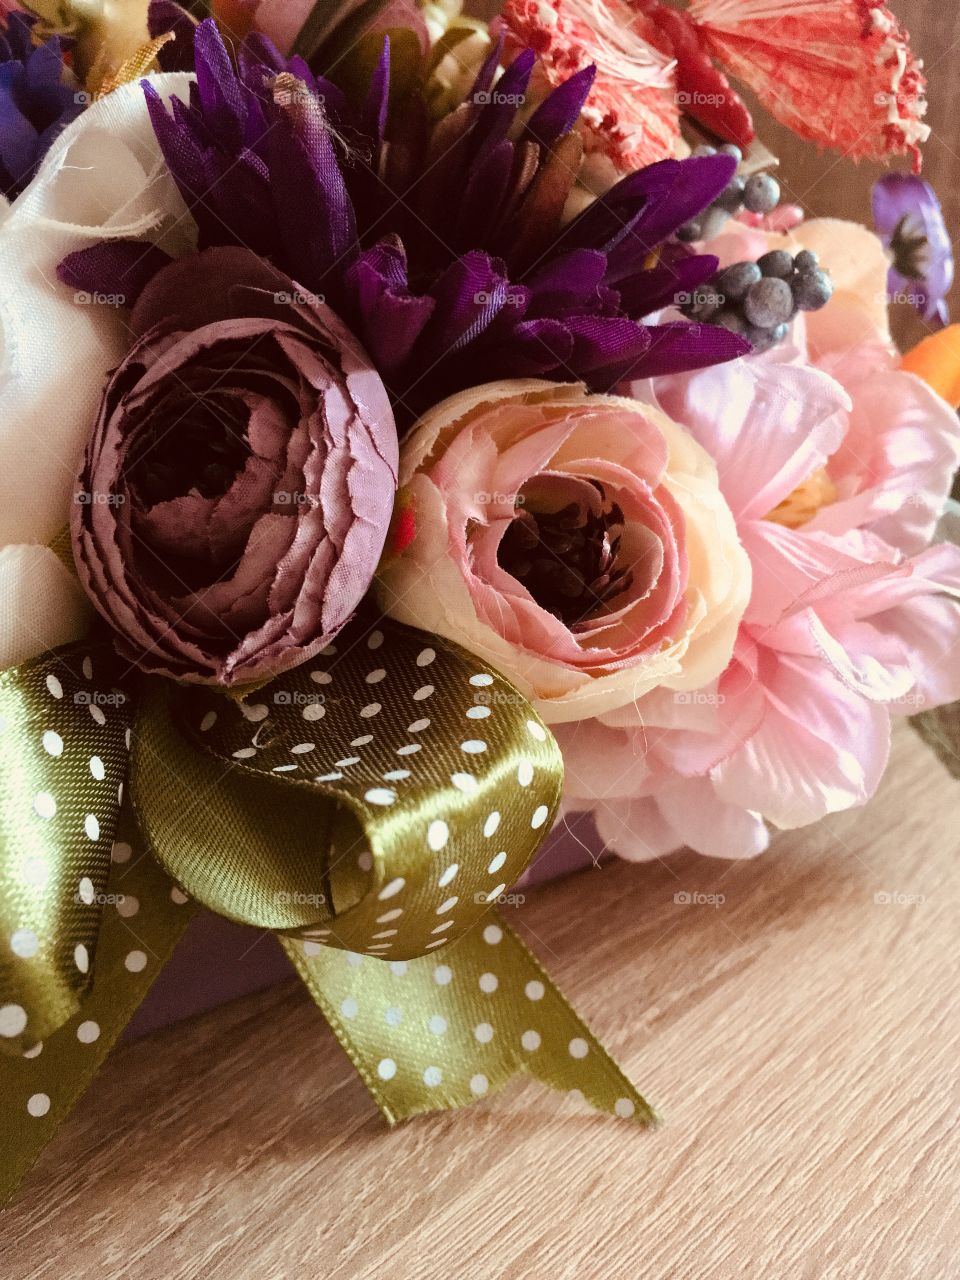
{"left": 2, "top": 0, "right": 959, "bottom": 1203}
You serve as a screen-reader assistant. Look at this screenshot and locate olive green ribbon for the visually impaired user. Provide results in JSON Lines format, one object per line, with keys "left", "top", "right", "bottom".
{"left": 0, "top": 616, "right": 654, "bottom": 1204}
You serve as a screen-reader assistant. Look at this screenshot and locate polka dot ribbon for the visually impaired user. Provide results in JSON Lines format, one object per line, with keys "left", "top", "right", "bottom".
{"left": 0, "top": 616, "right": 654, "bottom": 1204}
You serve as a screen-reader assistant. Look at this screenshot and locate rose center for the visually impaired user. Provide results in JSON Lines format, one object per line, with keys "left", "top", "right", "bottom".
{"left": 766, "top": 466, "right": 837, "bottom": 528}
{"left": 126, "top": 396, "right": 252, "bottom": 507}
{"left": 497, "top": 489, "right": 633, "bottom": 627}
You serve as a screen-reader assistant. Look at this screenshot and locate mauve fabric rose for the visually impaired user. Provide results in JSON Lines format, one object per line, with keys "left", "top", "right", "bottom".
{"left": 71, "top": 246, "right": 398, "bottom": 686}
{"left": 377, "top": 380, "right": 750, "bottom": 724}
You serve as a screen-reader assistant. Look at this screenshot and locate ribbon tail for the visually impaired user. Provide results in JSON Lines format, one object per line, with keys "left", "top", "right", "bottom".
{"left": 0, "top": 807, "right": 196, "bottom": 1205}
{"left": 282, "top": 913, "right": 656, "bottom": 1125}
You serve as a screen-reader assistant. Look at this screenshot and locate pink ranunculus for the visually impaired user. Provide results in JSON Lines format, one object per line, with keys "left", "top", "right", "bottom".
{"left": 377, "top": 380, "right": 751, "bottom": 724}
{"left": 214, "top": 0, "right": 429, "bottom": 56}
{"left": 559, "top": 220, "right": 960, "bottom": 859}
{"left": 71, "top": 246, "right": 398, "bottom": 687}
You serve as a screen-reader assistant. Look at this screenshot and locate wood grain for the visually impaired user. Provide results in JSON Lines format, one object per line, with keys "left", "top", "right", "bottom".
{"left": 2, "top": 726, "right": 958, "bottom": 1279}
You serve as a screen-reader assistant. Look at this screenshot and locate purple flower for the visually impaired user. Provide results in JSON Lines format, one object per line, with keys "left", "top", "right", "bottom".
{"left": 0, "top": 11, "right": 85, "bottom": 199}
{"left": 61, "top": 19, "right": 748, "bottom": 425}
{"left": 71, "top": 246, "right": 398, "bottom": 687}
{"left": 872, "top": 174, "right": 953, "bottom": 328}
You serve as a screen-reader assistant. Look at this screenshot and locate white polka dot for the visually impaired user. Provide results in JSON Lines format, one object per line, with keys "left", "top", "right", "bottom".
{"left": 352, "top": 735, "right": 374, "bottom": 747}
{"left": 232, "top": 747, "right": 257, "bottom": 760}
{"left": 487, "top": 852, "right": 507, "bottom": 875}
{"left": 461, "top": 740, "right": 487, "bottom": 754}
{"left": 274, "top": 764, "right": 298, "bottom": 774}
{"left": 320, "top": 644, "right": 337, "bottom": 656}
{"left": 170, "top": 887, "right": 189, "bottom": 905}
{"left": 466, "top": 706, "right": 491, "bottom": 720}
{"left": 525, "top": 980, "right": 545, "bottom": 1001}
{"left": 45, "top": 675, "right": 63, "bottom": 700}
{"left": 425, "top": 939, "right": 448, "bottom": 949}
{"left": 116, "top": 895, "right": 139, "bottom": 918}
{"left": 290, "top": 742, "right": 315, "bottom": 755}
{"left": 10, "top": 928, "right": 38, "bottom": 958}
{"left": 340, "top": 997, "right": 358, "bottom": 1019}
{"left": 360, "top": 703, "right": 381, "bottom": 718}
{"left": 22, "top": 857, "right": 48, "bottom": 888}
{"left": 436, "top": 896, "right": 458, "bottom": 914}
{"left": 42, "top": 730, "right": 63, "bottom": 757}
{"left": 431, "top": 920, "right": 454, "bottom": 934}
{"left": 451, "top": 772, "right": 477, "bottom": 793}
{"left": 89, "top": 755, "right": 105, "bottom": 780}
{"left": 76, "top": 1020, "right": 100, "bottom": 1044}
{"left": 367, "top": 630, "right": 384, "bottom": 649}
{"left": 357, "top": 851, "right": 374, "bottom": 871}
{"left": 531, "top": 805, "right": 549, "bottom": 829}
{"left": 470, "top": 1073, "right": 489, "bottom": 1096}
{"left": 336, "top": 757, "right": 361, "bottom": 768}
{"left": 423, "top": 1066, "right": 442, "bottom": 1087}
{"left": 366, "top": 668, "right": 387, "bottom": 684}
{"left": 315, "top": 772, "right": 342, "bottom": 783}
{"left": 373, "top": 929, "right": 398, "bottom": 940}
{"left": 438, "top": 863, "right": 459, "bottom": 888}
{"left": 82, "top": 656, "right": 93, "bottom": 679}
{"left": 376, "top": 908, "right": 402, "bottom": 923}
{"left": 0, "top": 1004, "right": 27, "bottom": 1037}
{"left": 483, "top": 812, "right": 501, "bottom": 838}
{"left": 486, "top": 883, "right": 507, "bottom": 902}
{"left": 124, "top": 950, "right": 147, "bottom": 973}
{"left": 383, "top": 770, "right": 410, "bottom": 782}
{"left": 416, "top": 648, "right": 435, "bottom": 666}
{"left": 413, "top": 685, "right": 434, "bottom": 701}
{"left": 89, "top": 705, "right": 106, "bottom": 727}
{"left": 521, "top": 1030, "right": 541, "bottom": 1052}
{"left": 74, "top": 944, "right": 89, "bottom": 973}
{"left": 483, "top": 924, "right": 502, "bottom": 945}
{"left": 34, "top": 791, "right": 56, "bottom": 819}
{"left": 111, "top": 842, "right": 132, "bottom": 863}
{"left": 517, "top": 760, "right": 534, "bottom": 786}
{"left": 396, "top": 743, "right": 421, "bottom": 756}
{"left": 615, "top": 1097, "right": 636, "bottom": 1118}
{"left": 240, "top": 702, "right": 269, "bottom": 722}
{"left": 568, "top": 1037, "right": 589, "bottom": 1059}
{"left": 378, "top": 877, "right": 405, "bottom": 900}
{"left": 470, "top": 674, "right": 493, "bottom": 687}
{"left": 311, "top": 669, "right": 333, "bottom": 685}
{"left": 433, "top": 964, "right": 453, "bottom": 985}
{"left": 200, "top": 710, "right": 217, "bottom": 732}
{"left": 390, "top": 961, "right": 408, "bottom": 976}
{"left": 474, "top": 1022, "right": 494, "bottom": 1043}
{"left": 302, "top": 703, "right": 325, "bottom": 722}
{"left": 427, "top": 820, "right": 449, "bottom": 851}
{"left": 365, "top": 788, "right": 396, "bottom": 806}
{"left": 303, "top": 940, "right": 323, "bottom": 957}
{"left": 428, "top": 1015, "right": 447, "bottom": 1035}
{"left": 407, "top": 718, "right": 431, "bottom": 732}
{"left": 78, "top": 877, "right": 95, "bottom": 905}
{"left": 23, "top": 1042, "right": 42, "bottom": 1059}
{"left": 527, "top": 719, "right": 547, "bottom": 741}
{"left": 377, "top": 1058, "right": 397, "bottom": 1080}
{"left": 27, "top": 1093, "right": 50, "bottom": 1117}
{"left": 479, "top": 972, "right": 498, "bottom": 994}
{"left": 384, "top": 1006, "right": 403, "bottom": 1026}
{"left": 84, "top": 813, "right": 100, "bottom": 841}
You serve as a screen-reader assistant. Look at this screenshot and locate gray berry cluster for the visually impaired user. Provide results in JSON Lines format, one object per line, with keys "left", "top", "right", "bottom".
{"left": 677, "top": 144, "right": 781, "bottom": 242}
{"left": 678, "top": 248, "right": 834, "bottom": 353}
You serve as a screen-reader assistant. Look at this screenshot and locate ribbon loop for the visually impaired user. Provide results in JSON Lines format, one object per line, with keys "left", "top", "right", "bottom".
{"left": 0, "top": 641, "right": 133, "bottom": 1054}
{"left": 136, "top": 614, "right": 565, "bottom": 960}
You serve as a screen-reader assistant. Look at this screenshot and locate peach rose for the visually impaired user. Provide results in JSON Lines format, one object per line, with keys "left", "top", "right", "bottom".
{"left": 377, "top": 380, "right": 751, "bottom": 723}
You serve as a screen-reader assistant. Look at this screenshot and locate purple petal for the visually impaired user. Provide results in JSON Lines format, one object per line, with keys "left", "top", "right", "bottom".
{"left": 193, "top": 18, "right": 246, "bottom": 148}
{"left": 873, "top": 174, "right": 953, "bottom": 326}
{"left": 58, "top": 241, "right": 174, "bottom": 307}
{"left": 523, "top": 65, "right": 596, "bottom": 149}
{"left": 361, "top": 36, "right": 390, "bottom": 143}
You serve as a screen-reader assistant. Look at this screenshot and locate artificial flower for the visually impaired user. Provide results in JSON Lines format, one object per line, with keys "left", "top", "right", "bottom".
{"left": 0, "top": 73, "right": 191, "bottom": 665}
{"left": 376, "top": 379, "right": 751, "bottom": 724}
{"left": 0, "top": 10, "right": 85, "bottom": 198}
{"left": 560, "top": 219, "right": 960, "bottom": 859}
{"left": 872, "top": 172, "right": 953, "bottom": 328}
{"left": 62, "top": 19, "right": 749, "bottom": 426}
{"left": 210, "top": 0, "right": 431, "bottom": 57}
{"left": 71, "top": 246, "right": 398, "bottom": 687}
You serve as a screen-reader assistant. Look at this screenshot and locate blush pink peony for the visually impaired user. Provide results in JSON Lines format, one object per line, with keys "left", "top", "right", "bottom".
{"left": 377, "top": 380, "right": 751, "bottom": 724}
{"left": 559, "top": 220, "right": 960, "bottom": 858}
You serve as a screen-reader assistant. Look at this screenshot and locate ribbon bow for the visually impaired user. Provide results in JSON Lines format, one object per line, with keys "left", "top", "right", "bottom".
{"left": 0, "top": 613, "right": 653, "bottom": 1202}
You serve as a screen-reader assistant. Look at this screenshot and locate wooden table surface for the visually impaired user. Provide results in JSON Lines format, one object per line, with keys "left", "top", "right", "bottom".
{"left": 3, "top": 725, "right": 958, "bottom": 1279}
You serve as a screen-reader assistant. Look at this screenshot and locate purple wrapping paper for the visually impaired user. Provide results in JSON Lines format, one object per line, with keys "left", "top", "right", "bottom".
{"left": 125, "top": 814, "right": 603, "bottom": 1038}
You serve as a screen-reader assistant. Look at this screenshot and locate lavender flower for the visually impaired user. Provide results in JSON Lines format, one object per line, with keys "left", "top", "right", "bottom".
{"left": 872, "top": 174, "right": 953, "bottom": 329}
{"left": 0, "top": 11, "right": 85, "bottom": 199}
{"left": 60, "top": 19, "right": 749, "bottom": 423}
